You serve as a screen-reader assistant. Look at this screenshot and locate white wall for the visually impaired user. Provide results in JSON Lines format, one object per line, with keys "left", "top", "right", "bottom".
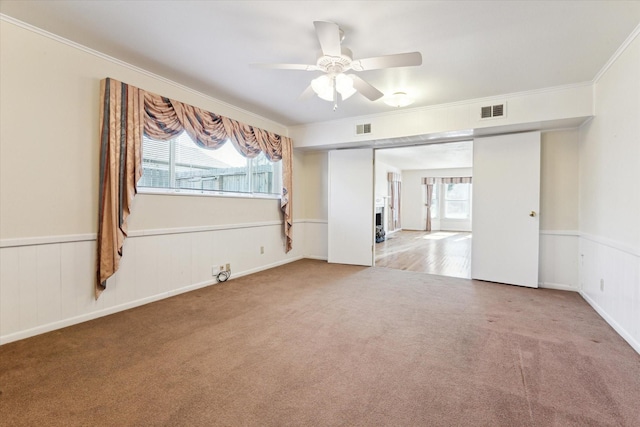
{"left": 538, "top": 130, "right": 580, "bottom": 291}
{"left": 290, "top": 84, "right": 593, "bottom": 149}
{"left": 0, "top": 19, "right": 323, "bottom": 344}
{"left": 375, "top": 160, "right": 400, "bottom": 201}
{"left": 298, "top": 150, "right": 329, "bottom": 260}
{"left": 578, "top": 30, "right": 640, "bottom": 354}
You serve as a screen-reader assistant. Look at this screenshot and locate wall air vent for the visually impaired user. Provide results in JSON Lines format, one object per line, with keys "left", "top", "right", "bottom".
{"left": 356, "top": 123, "right": 372, "bottom": 135}
{"left": 480, "top": 103, "right": 506, "bottom": 120}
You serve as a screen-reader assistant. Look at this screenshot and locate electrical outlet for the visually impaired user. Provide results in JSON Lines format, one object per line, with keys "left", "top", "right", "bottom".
{"left": 226, "top": 263, "right": 231, "bottom": 272}
{"left": 260, "top": 246, "right": 264, "bottom": 254}
{"left": 212, "top": 266, "right": 218, "bottom": 276}
{"left": 600, "top": 278, "right": 605, "bottom": 291}
{"left": 219, "top": 265, "right": 225, "bottom": 272}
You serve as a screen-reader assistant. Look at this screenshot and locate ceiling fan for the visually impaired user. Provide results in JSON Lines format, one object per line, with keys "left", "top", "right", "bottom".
{"left": 254, "top": 21, "right": 422, "bottom": 110}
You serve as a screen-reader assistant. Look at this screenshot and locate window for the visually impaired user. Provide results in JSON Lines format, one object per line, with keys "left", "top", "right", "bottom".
{"left": 444, "top": 183, "right": 471, "bottom": 219}
{"left": 138, "top": 131, "right": 282, "bottom": 197}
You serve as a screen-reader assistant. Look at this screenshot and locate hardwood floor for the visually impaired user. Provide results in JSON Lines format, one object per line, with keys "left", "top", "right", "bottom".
{"left": 375, "top": 230, "right": 471, "bottom": 278}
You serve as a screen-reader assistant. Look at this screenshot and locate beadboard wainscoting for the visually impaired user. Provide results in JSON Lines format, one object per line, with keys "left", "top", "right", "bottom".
{"left": 579, "top": 234, "right": 640, "bottom": 355}
{"left": 539, "top": 230, "right": 580, "bottom": 291}
{"left": 302, "top": 220, "right": 328, "bottom": 261}
{"left": 3, "top": 223, "right": 637, "bottom": 356}
{"left": 0, "top": 220, "right": 329, "bottom": 344}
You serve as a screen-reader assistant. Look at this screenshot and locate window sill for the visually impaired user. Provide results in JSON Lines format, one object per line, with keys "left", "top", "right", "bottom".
{"left": 137, "top": 186, "right": 281, "bottom": 200}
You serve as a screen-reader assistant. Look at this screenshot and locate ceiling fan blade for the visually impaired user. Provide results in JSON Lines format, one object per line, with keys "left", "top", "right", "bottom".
{"left": 251, "top": 63, "right": 319, "bottom": 71}
{"left": 313, "top": 21, "right": 341, "bottom": 57}
{"left": 299, "top": 84, "right": 316, "bottom": 100}
{"left": 349, "top": 74, "right": 384, "bottom": 101}
{"left": 352, "top": 52, "right": 422, "bottom": 71}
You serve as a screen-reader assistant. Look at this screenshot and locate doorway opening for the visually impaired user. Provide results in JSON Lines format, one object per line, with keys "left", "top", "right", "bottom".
{"left": 374, "top": 141, "right": 473, "bottom": 279}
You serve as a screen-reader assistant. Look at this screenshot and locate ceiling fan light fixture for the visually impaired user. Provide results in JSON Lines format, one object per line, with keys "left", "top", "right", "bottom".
{"left": 311, "top": 75, "right": 334, "bottom": 101}
{"left": 335, "top": 73, "right": 356, "bottom": 100}
{"left": 384, "top": 92, "right": 414, "bottom": 108}
{"left": 311, "top": 73, "right": 357, "bottom": 102}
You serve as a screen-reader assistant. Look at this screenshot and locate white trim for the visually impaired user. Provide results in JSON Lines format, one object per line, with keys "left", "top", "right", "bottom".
{"left": 0, "top": 14, "right": 287, "bottom": 134}
{"left": 138, "top": 187, "right": 281, "bottom": 200}
{"left": 0, "top": 222, "right": 280, "bottom": 248}
{"left": 539, "top": 229, "right": 580, "bottom": 237}
{"left": 0, "top": 255, "right": 305, "bottom": 345}
{"left": 127, "top": 221, "right": 283, "bottom": 238}
{"left": 304, "top": 255, "right": 328, "bottom": 261}
{"left": 580, "top": 290, "right": 640, "bottom": 356}
{"left": 295, "top": 219, "right": 328, "bottom": 224}
{"left": 593, "top": 22, "right": 640, "bottom": 83}
{"left": 539, "top": 282, "right": 579, "bottom": 292}
{"left": 0, "top": 233, "right": 96, "bottom": 248}
{"left": 0, "top": 219, "right": 327, "bottom": 248}
{"left": 580, "top": 233, "right": 640, "bottom": 258}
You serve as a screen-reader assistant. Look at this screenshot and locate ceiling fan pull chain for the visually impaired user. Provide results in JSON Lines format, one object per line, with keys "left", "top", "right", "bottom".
{"left": 332, "top": 76, "right": 339, "bottom": 111}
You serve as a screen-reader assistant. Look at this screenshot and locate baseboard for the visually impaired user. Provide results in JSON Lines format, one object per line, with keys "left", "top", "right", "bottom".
{"left": 580, "top": 290, "right": 640, "bottom": 355}
{"left": 304, "top": 255, "right": 328, "bottom": 261}
{"left": 226, "top": 256, "right": 305, "bottom": 279}
{"left": 539, "top": 282, "right": 579, "bottom": 292}
{"left": 0, "top": 256, "right": 306, "bottom": 345}
{"left": 0, "top": 290, "right": 194, "bottom": 345}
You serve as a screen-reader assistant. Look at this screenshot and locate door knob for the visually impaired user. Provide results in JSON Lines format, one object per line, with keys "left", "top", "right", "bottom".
{"left": 529, "top": 211, "right": 536, "bottom": 217}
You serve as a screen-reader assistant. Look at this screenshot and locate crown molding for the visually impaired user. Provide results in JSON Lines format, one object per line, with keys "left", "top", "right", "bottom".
{"left": 593, "top": 22, "right": 640, "bottom": 83}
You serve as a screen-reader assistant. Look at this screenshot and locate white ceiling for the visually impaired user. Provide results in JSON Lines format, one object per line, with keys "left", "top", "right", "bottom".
{"left": 1, "top": 1, "right": 639, "bottom": 128}
{"left": 376, "top": 141, "right": 473, "bottom": 171}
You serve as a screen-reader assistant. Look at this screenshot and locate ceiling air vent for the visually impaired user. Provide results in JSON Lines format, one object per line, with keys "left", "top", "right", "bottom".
{"left": 480, "top": 103, "right": 506, "bottom": 120}
{"left": 356, "top": 123, "right": 372, "bottom": 135}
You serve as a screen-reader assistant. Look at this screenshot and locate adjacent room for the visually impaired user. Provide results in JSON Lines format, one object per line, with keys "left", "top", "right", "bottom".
{"left": 1, "top": 1, "right": 639, "bottom": 425}
{"left": 374, "top": 141, "right": 473, "bottom": 278}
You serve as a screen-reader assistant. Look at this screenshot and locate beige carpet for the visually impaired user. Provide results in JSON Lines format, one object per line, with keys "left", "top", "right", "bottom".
{"left": 1, "top": 259, "right": 639, "bottom": 426}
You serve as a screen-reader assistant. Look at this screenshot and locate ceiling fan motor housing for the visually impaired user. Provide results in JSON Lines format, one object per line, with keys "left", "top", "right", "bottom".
{"left": 316, "top": 47, "right": 353, "bottom": 74}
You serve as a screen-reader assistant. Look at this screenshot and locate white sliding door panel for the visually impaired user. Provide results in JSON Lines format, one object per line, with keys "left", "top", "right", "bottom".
{"left": 328, "top": 149, "right": 374, "bottom": 266}
{"left": 472, "top": 132, "right": 541, "bottom": 287}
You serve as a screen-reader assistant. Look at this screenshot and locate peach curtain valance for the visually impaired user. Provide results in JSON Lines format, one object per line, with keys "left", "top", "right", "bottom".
{"left": 97, "top": 78, "right": 293, "bottom": 299}
{"left": 387, "top": 172, "right": 402, "bottom": 183}
{"left": 441, "top": 177, "right": 472, "bottom": 184}
{"left": 421, "top": 177, "right": 436, "bottom": 185}
{"left": 144, "top": 94, "right": 285, "bottom": 162}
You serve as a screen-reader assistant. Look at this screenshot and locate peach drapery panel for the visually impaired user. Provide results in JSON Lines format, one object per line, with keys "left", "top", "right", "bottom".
{"left": 421, "top": 177, "right": 436, "bottom": 231}
{"left": 96, "top": 78, "right": 144, "bottom": 298}
{"left": 97, "top": 78, "right": 293, "bottom": 299}
{"left": 387, "top": 172, "right": 402, "bottom": 231}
